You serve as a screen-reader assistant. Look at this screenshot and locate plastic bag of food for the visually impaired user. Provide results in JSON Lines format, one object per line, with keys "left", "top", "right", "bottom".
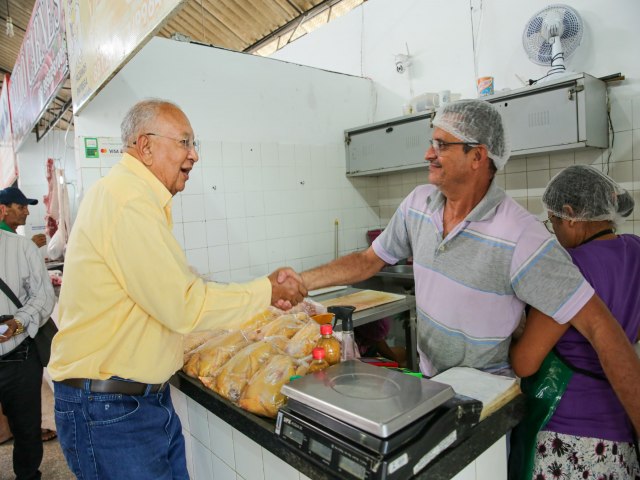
{"left": 238, "top": 308, "right": 281, "bottom": 332}
{"left": 238, "top": 355, "right": 296, "bottom": 417}
{"left": 285, "top": 321, "right": 321, "bottom": 358}
{"left": 253, "top": 313, "right": 309, "bottom": 340}
{"left": 203, "top": 341, "right": 279, "bottom": 402}
{"left": 182, "top": 330, "right": 251, "bottom": 378}
{"left": 183, "top": 329, "right": 226, "bottom": 364}
{"left": 286, "top": 298, "right": 327, "bottom": 316}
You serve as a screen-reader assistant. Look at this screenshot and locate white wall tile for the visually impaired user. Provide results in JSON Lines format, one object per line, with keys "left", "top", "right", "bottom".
{"left": 209, "top": 245, "right": 230, "bottom": 274}
{"left": 610, "top": 130, "right": 633, "bottom": 163}
{"left": 609, "top": 161, "right": 633, "bottom": 184}
{"left": 206, "top": 219, "right": 229, "bottom": 246}
{"left": 173, "top": 224, "right": 185, "bottom": 249}
{"left": 191, "top": 437, "right": 214, "bottom": 480}
{"left": 183, "top": 429, "right": 194, "bottom": 478}
{"left": 526, "top": 155, "right": 549, "bottom": 172}
{"left": 212, "top": 454, "right": 237, "bottom": 480}
{"left": 181, "top": 194, "right": 206, "bottom": 222}
{"left": 187, "top": 398, "right": 211, "bottom": 450}
{"left": 266, "top": 238, "right": 286, "bottom": 263}
{"left": 227, "top": 218, "right": 249, "bottom": 243}
{"left": 245, "top": 191, "right": 266, "bottom": 217}
{"left": 202, "top": 166, "right": 224, "bottom": 192}
{"left": 278, "top": 144, "right": 295, "bottom": 167}
{"left": 262, "top": 448, "right": 299, "bottom": 480}
{"left": 504, "top": 157, "right": 526, "bottom": 173}
{"left": 200, "top": 141, "right": 223, "bottom": 167}
{"left": 549, "top": 151, "right": 575, "bottom": 169}
{"left": 243, "top": 167, "right": 264, "bottom": 191}
{"left": 505, "top": 172, "right": 527, "bottom": 190}
{"left": 222, "top": 142, "right": 243, "bottom": 167}
{"left": 230, "top": 268, "right": 253, "bottom": 283}
{"left": 261, "top": 143, "right": 278, "bottom": 167}
{"left": 186, "top": 248, "right": 209, "bottom": 275}
{"left": 183, "top": 164, "right": 204, "bottom": 195}
{"left": 242, "top": 143, "right": 262, "bottom": 167}
{"left": 610, "top": 97, "right": 633, "bottom": 132}
{"left": 204, "top": 191, "right": 227, "bottom": 220}
{"left": 226, "top": 192, "right": 247, "bottom": 218}
{"left": 80, "top": 168, "right": 101, "bottom": 192}
{"left": 248, "top": 241, "right": 268, "bottom": 266}
{"left": 233, "top": 430, "right": 264, "bottom": 480}
{"left": 246, "top": 215, "right": 267, "bottom": 241}
{"left": 526, "top": 170, "right": 550, "bottom": 189}
{"left": 183, "top": 221, "right": 208, "bottom": 250}
{"left": 475, "top": 436, "right": 507, "bottom": 480}
{"left": 229, "top": 243, "right": 250, "bottom": 269}
{"left": 170, "top": 386, "right": 189, "bottom": 430}
{"left": 172, "top": 195, "right": 183, "bottom": 223}
{"left": 224, "top": 166, "right": 245, "bottom": 193}
{"left": 208, "top": 412, "right": 235, "bottom": 469}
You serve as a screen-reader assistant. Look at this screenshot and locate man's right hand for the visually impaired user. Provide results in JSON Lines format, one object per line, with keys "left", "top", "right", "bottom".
{"left": 268, "top": 267, "right": 307, "bottom": 310}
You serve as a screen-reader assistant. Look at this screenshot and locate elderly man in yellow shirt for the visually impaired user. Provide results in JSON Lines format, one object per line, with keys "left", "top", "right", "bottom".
{"left": 48, "top": 99, "right": 306, "bottom": 479}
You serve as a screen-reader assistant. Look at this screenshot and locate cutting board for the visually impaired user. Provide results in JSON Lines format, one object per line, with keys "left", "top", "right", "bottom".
{"left": 319, "top": 290, "right": 405, "bottom": 312}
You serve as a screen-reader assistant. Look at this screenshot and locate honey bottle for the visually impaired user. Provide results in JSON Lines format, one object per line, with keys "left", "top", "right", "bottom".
{"left": 307, "top": 347, "right": 329, "bottom": 373}
{"left": 316, "top": 324, "right": 341, "bottom": 365}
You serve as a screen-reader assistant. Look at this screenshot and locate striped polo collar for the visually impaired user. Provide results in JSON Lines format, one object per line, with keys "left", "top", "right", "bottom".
{"left": 425, "top": 180, "right": 506, "bottom": 222}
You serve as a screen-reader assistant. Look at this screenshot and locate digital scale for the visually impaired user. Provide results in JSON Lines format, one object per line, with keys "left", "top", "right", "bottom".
{"left": 276, "top": 361, "right": 482, "bottom": 480}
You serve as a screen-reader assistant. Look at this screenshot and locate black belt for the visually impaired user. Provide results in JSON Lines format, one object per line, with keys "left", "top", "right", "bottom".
{"left": 60, "top": 377, "right": 168, "bottom": 396}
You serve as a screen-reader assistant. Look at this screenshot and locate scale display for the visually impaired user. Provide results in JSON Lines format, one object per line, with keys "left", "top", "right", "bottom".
{"left": 275, "top": 395, "right": 482, "bottom": 480}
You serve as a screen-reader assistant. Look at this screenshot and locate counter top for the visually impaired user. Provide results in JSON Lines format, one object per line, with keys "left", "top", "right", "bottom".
{"left": 171, "top": 371, "right": 525, "bottom": 480}
{"left": 312, "top": 287, "right": 415, "bottom": 330}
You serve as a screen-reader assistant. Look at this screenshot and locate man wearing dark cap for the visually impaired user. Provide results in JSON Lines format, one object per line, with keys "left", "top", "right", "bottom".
{"left": 0, "top": 187, "right": 46, "bottom": 247}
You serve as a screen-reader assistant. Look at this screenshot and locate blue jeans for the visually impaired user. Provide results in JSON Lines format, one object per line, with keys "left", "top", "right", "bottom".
{"left": 53, "top": 380, "right": 188, "bottom": 480}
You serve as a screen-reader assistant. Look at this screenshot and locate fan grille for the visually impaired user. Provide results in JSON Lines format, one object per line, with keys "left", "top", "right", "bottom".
{"left": 523, "top": 4, "right": 583, "bottom": 66}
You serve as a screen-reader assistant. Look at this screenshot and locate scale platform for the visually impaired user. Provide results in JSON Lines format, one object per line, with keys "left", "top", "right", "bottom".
{"left": 281, "top": 360, "right": 455, "bottom": 438}
{"left": 277, "top": 361, "right": 483, "bottom": 479}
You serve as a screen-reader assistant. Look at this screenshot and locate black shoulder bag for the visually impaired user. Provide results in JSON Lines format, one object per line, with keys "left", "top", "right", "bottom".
{"left": 0, "top": 277, "right": 57, "bottom": 367}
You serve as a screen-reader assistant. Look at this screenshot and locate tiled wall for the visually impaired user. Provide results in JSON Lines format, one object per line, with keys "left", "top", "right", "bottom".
{"left": 171, "top": 386, "right": 314, "bottom": 480}
{"left": 169, "top": 141, "right": 381, "bottom": 282}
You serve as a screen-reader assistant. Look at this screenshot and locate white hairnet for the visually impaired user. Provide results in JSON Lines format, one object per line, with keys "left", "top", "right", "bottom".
{"left": 542, "top": 165, "right": 634, "bottom": 226}
{"left": 432, "top": 99, "right": 511, "bottom": 170}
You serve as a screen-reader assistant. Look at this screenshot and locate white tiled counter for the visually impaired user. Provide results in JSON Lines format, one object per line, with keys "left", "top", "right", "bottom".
{"left": 170, "top": 373, "right": 523, "bottom": 480}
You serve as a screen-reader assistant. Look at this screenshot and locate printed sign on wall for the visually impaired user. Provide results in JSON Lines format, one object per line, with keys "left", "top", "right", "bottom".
{"left": 0, "top": 75, "right": 17, "bottom": 187}
{"left": 64, "top": 0, "right": 185, "bottom": 114}
{"left": 9, "top": 0, "right": 69, "bottom": 150}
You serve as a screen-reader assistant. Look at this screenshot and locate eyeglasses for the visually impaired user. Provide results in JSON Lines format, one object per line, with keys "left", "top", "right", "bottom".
{"left": 428, "top": 138, "right": 480, "bottom": 156}
{"left": 543, "top": 217, "right": 555, "bottom": 234}
{"left": 135, "top": 132, "right": 200, "bottom": 153}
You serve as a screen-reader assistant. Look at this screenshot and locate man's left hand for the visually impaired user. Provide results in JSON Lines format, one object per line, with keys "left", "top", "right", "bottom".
{"left": 32, "top": 234, "right": 46, "bottom": 248}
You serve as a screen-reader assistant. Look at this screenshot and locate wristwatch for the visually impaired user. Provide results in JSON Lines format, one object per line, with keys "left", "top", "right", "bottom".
{"left": 13, "top": 319, "right": 25, "bottom": 335}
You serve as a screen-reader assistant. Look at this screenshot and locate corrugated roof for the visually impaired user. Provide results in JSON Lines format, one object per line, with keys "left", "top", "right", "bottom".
{"left": 0, "top": 0, "right": 363, "bottom": 136}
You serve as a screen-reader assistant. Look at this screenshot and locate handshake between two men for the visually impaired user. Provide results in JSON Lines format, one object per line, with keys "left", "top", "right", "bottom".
{"left": 268, "top": 267, "right": 309, "bottom": 311}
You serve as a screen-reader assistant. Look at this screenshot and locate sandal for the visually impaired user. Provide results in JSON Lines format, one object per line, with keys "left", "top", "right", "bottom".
{"left": 41, "top": 429, "right": 57, "bottom": 442}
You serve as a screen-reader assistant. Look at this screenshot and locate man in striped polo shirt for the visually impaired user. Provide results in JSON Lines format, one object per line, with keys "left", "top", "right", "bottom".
{"left": 301, "top": 99, "right": 640, "bottom": 433}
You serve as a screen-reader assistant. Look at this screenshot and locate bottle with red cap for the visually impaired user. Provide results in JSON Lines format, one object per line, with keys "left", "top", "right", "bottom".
{"left": 307, "top": 347, "right": 330, "bottom": 373}
{"left": 316, "top": 324, "right": 341, "bottom": 365}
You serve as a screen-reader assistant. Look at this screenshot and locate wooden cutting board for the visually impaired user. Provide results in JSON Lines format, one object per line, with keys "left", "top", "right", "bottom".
{"left": 319, "top": 290, "right": 405, "bottom": 312}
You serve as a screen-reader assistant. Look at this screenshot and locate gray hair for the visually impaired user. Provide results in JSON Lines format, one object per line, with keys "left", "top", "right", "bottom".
{"left": 121, "top": 99, "right": 181, "bottom": 147}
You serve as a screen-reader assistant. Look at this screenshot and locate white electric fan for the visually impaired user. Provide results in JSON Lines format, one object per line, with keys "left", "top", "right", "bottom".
{"left": 522, "top": 4, "right": 584, "bottom": 83}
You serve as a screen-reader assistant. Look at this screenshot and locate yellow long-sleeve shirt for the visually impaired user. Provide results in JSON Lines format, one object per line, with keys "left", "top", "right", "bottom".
{"left": 48, "top": 153, "right": 270, "bottom": 383}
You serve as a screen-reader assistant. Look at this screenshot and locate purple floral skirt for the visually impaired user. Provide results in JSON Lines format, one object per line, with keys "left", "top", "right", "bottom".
{"left": 532, "top": 431, "right": 640, "bottom": 479}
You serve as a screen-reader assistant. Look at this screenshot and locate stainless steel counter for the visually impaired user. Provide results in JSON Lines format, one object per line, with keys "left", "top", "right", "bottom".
{"left": 312, "top": 287, "right": 418, "bottom": 370}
